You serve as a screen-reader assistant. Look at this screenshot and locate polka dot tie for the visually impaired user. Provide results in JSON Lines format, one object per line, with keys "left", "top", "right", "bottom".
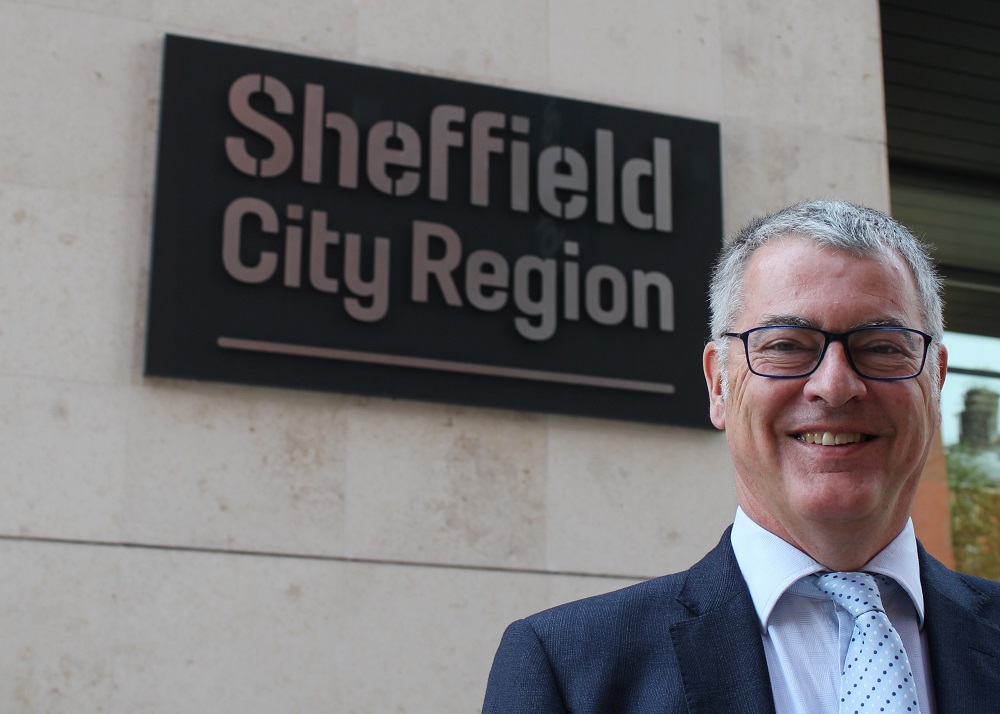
{"left": 813, "top": 572, "right": 920, "bottom": 714}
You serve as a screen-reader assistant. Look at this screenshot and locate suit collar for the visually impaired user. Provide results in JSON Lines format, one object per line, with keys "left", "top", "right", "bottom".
{"left": 665, "top": 533, "right": 1000, "bottom": 712}
{"left": 731, "top": 508, "right": 823, "bottom": 629}
{"left": 669, "top": 528, "right": 777, "bottom": 714}
{"left": 919, "top": 545, "right": 1000, "bottom": 711}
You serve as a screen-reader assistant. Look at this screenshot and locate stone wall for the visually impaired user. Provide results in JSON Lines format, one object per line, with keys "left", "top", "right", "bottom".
{"left": 0, "top": 1, "right": 889, "bottom": 711}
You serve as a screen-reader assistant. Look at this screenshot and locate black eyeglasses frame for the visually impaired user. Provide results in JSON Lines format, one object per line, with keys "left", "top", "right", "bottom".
{"left": 722, "top": 325, "right": 933, "bottom": 381}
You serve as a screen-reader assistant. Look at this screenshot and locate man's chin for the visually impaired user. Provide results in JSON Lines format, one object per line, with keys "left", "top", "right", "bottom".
{"left": 788, "top": 482, "right": 887, "bottom": 525}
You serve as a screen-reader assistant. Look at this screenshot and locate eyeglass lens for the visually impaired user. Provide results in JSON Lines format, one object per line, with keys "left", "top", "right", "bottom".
{"left": 744, "top": 326, "right": 926, "bottom": 379}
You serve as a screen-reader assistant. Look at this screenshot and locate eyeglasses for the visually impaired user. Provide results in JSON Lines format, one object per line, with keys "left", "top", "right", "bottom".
{"left": 723, "top": 325, "right": 933, "bottom": 380}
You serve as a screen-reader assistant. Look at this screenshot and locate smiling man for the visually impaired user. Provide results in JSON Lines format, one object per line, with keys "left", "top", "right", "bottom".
{"left": 482, "top": 200, "right": 1000, "bottom": 713}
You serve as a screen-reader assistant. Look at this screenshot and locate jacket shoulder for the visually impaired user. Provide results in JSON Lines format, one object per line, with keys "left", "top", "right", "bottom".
{"left": 525, "top": 527, "right": 746, "bottom": 637}
{"left": 524, "top": 570, "right": 691, "bottom": 637}
{"left": 919, "top": 544, "right": 1000, "bottom": 619}
{"left": 482, "top": 531, "right": 766, "bottom": 714}
{"left": 484, "top": 572, "right": 694, "bottom": 714}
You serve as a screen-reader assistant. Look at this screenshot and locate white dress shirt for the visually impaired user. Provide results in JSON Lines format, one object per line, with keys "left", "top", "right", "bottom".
{"left": 730, "top": 508, "right": 936, "bottom": 714}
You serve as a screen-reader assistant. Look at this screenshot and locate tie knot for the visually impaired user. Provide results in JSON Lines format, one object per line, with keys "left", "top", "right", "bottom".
{"left": 813, "top": 571, "right": 885, "bottom": 618}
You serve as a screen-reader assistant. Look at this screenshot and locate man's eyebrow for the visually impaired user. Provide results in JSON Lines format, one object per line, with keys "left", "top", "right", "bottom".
{"left": 757, "top": 315, "right": 911, "bottom": 330}
{"left": 759, "top": 315, "right": 813, "bottom": 328}
{"left": 854, "top": 317, "right": 909, "bottom": 329}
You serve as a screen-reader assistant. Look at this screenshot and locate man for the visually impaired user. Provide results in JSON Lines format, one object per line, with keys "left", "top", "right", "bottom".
{"left": 482, "top": 200, "right": 1000, "bottom": 713}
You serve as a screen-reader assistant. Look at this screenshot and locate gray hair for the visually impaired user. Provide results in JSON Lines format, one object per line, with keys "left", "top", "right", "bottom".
{"left": 709, "top": 199, "right": 944, "bottom": 396}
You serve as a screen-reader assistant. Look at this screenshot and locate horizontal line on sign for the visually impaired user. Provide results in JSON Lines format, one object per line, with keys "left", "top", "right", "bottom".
{"left": 217, "top": 336, "right": 676, "bottom": 395}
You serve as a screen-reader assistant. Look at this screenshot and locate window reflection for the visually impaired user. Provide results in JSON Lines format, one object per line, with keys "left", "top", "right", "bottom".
{"left": 943, "top": 331, "right": 1000, "bottom": 581}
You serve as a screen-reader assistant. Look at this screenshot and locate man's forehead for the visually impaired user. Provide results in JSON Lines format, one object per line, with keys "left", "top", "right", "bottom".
{"left": 749, "top": 233, "right": 870, "bottom": 262}
{"left": 738, "top": 238, "right": 921, "bottom": 329}
{"left": 743, "top": 234, "right": 909, "bottom": 285}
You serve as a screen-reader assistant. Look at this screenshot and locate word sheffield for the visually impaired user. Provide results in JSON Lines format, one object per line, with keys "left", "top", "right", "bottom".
{"left": 220, "top": 71, "right": 680, "bottom": 341}
{"left": 225, "top": 74, "right": 673, "bottom": 231}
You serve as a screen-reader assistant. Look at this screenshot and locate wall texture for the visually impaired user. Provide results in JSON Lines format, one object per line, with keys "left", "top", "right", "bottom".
{"left": 0, "top": 1, "right": 889, "bottom": 711}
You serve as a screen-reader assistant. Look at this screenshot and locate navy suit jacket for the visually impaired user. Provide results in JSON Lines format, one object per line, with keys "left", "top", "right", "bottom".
{"left": 482, "top": 529, "right": 1000, "bottom": 713}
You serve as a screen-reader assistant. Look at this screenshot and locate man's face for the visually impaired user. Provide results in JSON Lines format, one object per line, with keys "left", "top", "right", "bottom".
{"left": 704, "top": 237, "right": 947, "bottom": 550}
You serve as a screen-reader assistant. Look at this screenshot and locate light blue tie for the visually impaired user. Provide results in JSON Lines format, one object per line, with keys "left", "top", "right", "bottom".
{"left": 813, "top": 572, "right": 920, "bottom": 714}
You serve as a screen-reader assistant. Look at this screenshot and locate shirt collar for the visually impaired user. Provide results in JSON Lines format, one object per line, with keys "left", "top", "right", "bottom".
{"left": 864, "top": 518, "right": 925, "bottom": 626}
{"left": 730, "top": 507, "right": 925, "bottom": 631}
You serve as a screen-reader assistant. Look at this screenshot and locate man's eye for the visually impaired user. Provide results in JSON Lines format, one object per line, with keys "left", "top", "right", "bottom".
{"left": 865, "top": 343, "right": 901, "bottom": 354}
{"left": 854, "top": 337, "right": 912, "bottom": 356}
{"left": 762, "top": 340, "right": 807, "bottom": 352}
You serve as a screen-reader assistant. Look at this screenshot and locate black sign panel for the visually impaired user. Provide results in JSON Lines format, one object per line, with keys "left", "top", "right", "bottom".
{"left": 147, "top": 34, "right": 721, "bottom": 428}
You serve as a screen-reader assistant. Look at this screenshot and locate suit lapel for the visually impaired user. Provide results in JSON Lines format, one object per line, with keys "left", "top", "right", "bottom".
{"left": 669, "top": 532, "right": 776, "bottom": 714}
{"left": 663, "top": 535, "right": 1000, "bottom": 712}
{"left": 919, "top": 547, "right": 1000, "bottom": 711}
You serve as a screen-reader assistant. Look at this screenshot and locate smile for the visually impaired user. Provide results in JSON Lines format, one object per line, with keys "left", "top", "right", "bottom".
{"left": 796, "top": 432, "right": 868, "bottom": 446}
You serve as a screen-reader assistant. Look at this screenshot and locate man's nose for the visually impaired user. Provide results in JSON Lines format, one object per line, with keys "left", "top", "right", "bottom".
{"left": 802, "top": 340, "right": 867, "bottom": 406}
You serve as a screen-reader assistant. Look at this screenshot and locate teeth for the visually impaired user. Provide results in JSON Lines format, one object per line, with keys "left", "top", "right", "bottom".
{"left": 799, "top": 431, "right": 864, "bottom": 445}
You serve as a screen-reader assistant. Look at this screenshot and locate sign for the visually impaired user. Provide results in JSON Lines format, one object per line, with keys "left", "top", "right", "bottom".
{"left": 146, "top": 34, "right": 722, "bottom": 427}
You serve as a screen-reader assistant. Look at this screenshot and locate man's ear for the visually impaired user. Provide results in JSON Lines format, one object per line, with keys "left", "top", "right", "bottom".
{"left": 934, "top": 343, "right": 948, "bottom": 429}
{"left": 936, "top": 343, "right": 948, "bottom": 394}
{"left": 704, "top": 341, "right": 726, "bottom": 430}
